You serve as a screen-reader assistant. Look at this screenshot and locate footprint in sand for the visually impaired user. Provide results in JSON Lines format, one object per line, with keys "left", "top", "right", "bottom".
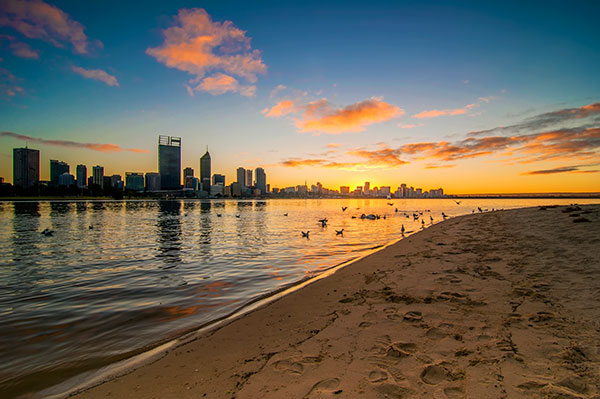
{"left": 420, "top": 365, "right": 448, "bottom": 385}
{"left": 403, "top": 311, "right": 423, "bottom": 321}
{"left": 305, "top": 378, "right": 340, "bottom": 397}
{"left": 444, "top": 386, "right": 465, "bottom": 399}
{"left": 273, "top": 359, "right": 304, "bottom": 374}
{"left": 368, "top": 370, "right": 388, "bottom": 383}
{"left": 386, "top": 342, "right": 416, "bottom": 359}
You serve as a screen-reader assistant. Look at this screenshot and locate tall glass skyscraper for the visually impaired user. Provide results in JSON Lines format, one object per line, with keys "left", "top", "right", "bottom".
{"left": 255, "top": 167, "right": 266, "bottom": 194}
{"left": 158, "top": 135, "right": 181, "bottom": 190}
{"left": 13, "top": 147, "right": 39, "bottom": 188}
{"left": 50, "top": 160, "right": 69, "bottom": 186}
{"left": 200, "top": 149, "right": 211, "bottom": 191}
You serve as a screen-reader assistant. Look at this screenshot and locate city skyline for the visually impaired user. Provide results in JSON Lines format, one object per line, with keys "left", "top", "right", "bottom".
{"left": 1, "top": 1, "right": 599, "bottom": 193}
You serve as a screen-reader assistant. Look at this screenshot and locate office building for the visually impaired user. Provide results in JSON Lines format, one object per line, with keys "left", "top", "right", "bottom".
{"left": 200, "top": 149, "right": 211, "bottom": 191}
{"left": 245, "top": 169, "right": 253, "bottom": 188}
{"left": 126, "top": 173, "right": 144, "bottom": 191}
{"left": 92, "top": 165, "right": 104, "bottom": 188}
{"left": 13, "top": 147, "right": 39, "bottom": 188}
{"left": 340, "top": 186, "right": 350, "bottom": 195}
{"left": 58, "top": 172, "right": 75, "bottom": 187}
{"left": 76, "top": 164, "right": 87, "bottom": 188}
{"left": 255, "top": 167, "right": 266, "bottom": 194}
{"left": 183, "top": 167, "right": 194, "bottom": 179}
{"left": 158, "top": 135, "right": 181, "bottom": 190}
{"left": 50, "top": 160, "right": 69, "bottom": 186}
{"left": 236, "top": 167, "right": 246, "bottom": 187}
{"left": 145, "top": 172, "right": 161, "bottom": 191}
{"left": 212, "top": 173, "right": 225, "bottom": 185}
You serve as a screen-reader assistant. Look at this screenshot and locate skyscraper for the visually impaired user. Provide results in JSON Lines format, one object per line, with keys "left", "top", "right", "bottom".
{"left": 76, "top": 164, "right": 87, "bottom": 188}
{"left": 236, "top": 167, "right": 246, "bottom": 187}
{"left": 245, "top": 169, "right": 253, "bottom": 188}
{"left": 50, "top": 160, "right": 69, "bottom": 185}
{"left": 200, "top": 149, "right": 211, "bottom": 191}
{"left": 255, "top": 167, "right": 266, "bottom": 194}
{"left": 212, "top": 174, "right": 225, "bottom": 185}
{"left": 183, "top": 167, "right": 194, "bottom": 179}
{"left": 92, "top": 165, "right": 104, "bottom": 188}
{"left": 158, "top": 135, "right": 181, "bottom": 190}
{"left": 13, "top": 147, "right": 39, "bottom": 188}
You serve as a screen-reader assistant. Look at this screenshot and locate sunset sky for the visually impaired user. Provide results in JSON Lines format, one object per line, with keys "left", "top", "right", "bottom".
{"left": 1, "top": 0, "right": 599, "bottom": 193}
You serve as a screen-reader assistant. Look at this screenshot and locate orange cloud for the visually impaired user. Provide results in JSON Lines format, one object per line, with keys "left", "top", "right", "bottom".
{"left": 413, "top": 106, "right": 469, "bottom": 119}
{"left": 146, "top": 8, "right": 265, "bottom": 96}
{"left": 0, "top": 131, "right": 148, "bottom": 153}
{"left": 0, "top": 0, "right": 95, "bottom": 54}
{"left": 398, "top": 123, "right": 423, "bottom": 129}
{"left": 71, "top": 66, "right": 118, "bottom": 87}
{"left": 0, "top": 34, "right": 39, "bottom": 59}
{"left": 296, "top": 98, "right": 404, "bottom": 134}
{"left": 263, "top": 100, "right": 296, "bottom": 118}
{"left": 347, "top": 147, "right": 407, "bottom": 167}
{"left": 195, "top": 72, "right": 255, "bottom": 96}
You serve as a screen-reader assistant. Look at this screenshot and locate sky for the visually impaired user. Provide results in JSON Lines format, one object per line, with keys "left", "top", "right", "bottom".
{"left": 1, "top": 0, "right": 599, "bottom": 194}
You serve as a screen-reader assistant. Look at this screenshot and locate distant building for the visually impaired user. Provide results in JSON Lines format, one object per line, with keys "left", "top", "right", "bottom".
{"left": 76, "top": 164, "right": 87, "bottom": 188}
{"left": 183, "top": 167, "right": 194, "bottom": 179}
{"left": 245, "top": 169, "right": 253, "bottom": 188}
{"left": 212, "top": 173, "right": 225, "bottom": 185}
{"left": 380, "top": 186, "right": 391, "bottom": 196}
{"left": 255, "top": 167, "right": 266, "bottom": 194}
{"left": 125, "top": 172, "right": 144, "bottom": 191}
{"left": 210, "top": 184, "right": 224, "bottom": 196}
{"left": 364, "top": 181, "right": 370, "bottom": 195}
{"left": 185, "top": 176, "right": 199, "bottom": 190}
{"left": 231, "top": 181, "right": 242, "bottom": 197}
{"left": 13, "top": 147, "right": 39, "bottom": 188}
{"left": 50, "top": 160, "right": 69, "bottom": 186}
{"left": 92, "top": 165, "right": 104, "bottom": 189}
{"left": 236, "top": 167, "right": 246, "bottom": 187}
{"left": 145, "top": 172, "right": 161, "bottom": 191}
{"left": 58, "top": 172, "right": 75, "bottom": 187}
{"left": 158, "top": 135, "right": 181, "bottom": 190}
{"left": 198, "top": 149, "right": 211, "bottom": 190}
{"left": 110, "top": 175, "right": 122, "bottom": 189}
{"left": 340, "top": 186, "right": 350, "bottom": 195}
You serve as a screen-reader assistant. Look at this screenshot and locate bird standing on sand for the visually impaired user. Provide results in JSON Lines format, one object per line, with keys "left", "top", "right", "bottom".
{"left": 341, "top": 207, "right": 348, "bottom": 212}
{"left": 336, "top": 229, "right": 344, "bottom": 235}
{"left": 454, "top": 200, "right": 462, "bottom": 205}
{"left": 401, "top": 224, "right": 405, "bottom": 235}
{"left": 442, "top": 212, "right": 448, "bottom": 219}
{"left": 302, "top": 231, "right": 310, "bottom": 238}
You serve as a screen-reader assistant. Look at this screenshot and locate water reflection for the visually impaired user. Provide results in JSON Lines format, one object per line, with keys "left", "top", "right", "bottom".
{"left": 156, "top": 201, "right": 182, "bottom": 264}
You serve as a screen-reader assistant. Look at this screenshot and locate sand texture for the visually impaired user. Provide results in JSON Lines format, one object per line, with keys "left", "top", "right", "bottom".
{"left": 72, "top": 205, "right": 600, "bottom": 399}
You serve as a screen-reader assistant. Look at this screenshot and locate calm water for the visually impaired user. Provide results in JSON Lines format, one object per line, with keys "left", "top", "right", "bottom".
{"left": 0, "top": 198, "right": 597, "bottom": 397}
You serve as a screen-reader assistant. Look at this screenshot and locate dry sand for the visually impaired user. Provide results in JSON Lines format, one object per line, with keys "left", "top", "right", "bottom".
{"left": 71, "top": 204, "right": 600, "bottom": 399}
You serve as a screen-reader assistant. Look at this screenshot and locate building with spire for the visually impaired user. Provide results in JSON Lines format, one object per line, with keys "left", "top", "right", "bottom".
{"left": 200, "top": 147, "right": 211, "bottom": 192}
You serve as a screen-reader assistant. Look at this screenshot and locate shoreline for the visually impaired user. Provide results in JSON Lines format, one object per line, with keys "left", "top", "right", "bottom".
{"left": 64, "top": 204, "right": 600, "bottom": 398}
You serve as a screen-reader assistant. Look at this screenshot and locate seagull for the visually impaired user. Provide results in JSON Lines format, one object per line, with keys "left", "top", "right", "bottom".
{"left": 341, "top": 207, "right": 348, "bottom": 212}
{"left": 454, "top": 200, "right": 462, "bottom": 205}
{"left": 395, "top": 208, "right": 398, "bottom": 213}
{"left": 430, "top": 216, "right": 434, "bottom": 222}
{"left": 216, "top": 213, "right": 222, "bottom": 217}
{"left": 283, "top": 213, "right": 288, "bottom": 216}
{"left": 387, "top": 202, "right": 394, "bottom": 206}
{"left": 478, "top": 207, "right": 483, "bottom": 213}
{"left": 421, "top": 219, "right": 425, "bottom": 226}
{"left": 318, "top": 218, "right": 328, "bottom": 223}
{"left": 236, "top": 214, "right": 241, "bottom": 218}
{"left": 336, "top": 229, "right": 344, "bottom": 235}
{"left": 302, "top": 231, "right": 310, "bottom": 238}
{"left": 442, "top": 212, "right": 448, "bottom": 219}
{"left": 321, "top": 220, "right": 327, "bottom": 227}
{"left": 401, "top": 224, "right": 405, "bottom": 235}
{"left": 41, "top": 228, "right": 54, "bottom": 236}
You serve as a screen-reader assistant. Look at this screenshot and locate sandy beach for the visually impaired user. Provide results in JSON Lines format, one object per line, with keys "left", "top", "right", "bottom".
{"left": 70, "top": 204, "right": 600, "bottom": 399}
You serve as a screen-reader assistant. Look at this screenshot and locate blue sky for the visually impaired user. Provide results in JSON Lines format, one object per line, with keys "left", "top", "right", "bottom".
{"left": 1, "top": 0, "right": 599, "bottom": 192}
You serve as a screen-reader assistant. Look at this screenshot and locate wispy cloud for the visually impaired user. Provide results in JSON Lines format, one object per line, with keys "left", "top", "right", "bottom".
{"left": 146, "top": 8, "right": 265, "bottom": 97}
{"left": 262, "top": 100, "right": 296, "bottom": 118}
{"left": 469, "top": 101, "right": 600, "bottom": 136}
{"left": 71, "top": 66, "right": 118, "bottom": 87}
{"left": 0, "top": 0, "right": 97, "bottom": 54}
{"left": 0, "top": 66, "right": 24, "bottom": 98}
{"left": 0, "top": 34, "right": 39, "bottom": 59}
{"left": 413, "top": 103, "right": 477, "bottom": 119}
{"left": 270, "top": 84, "right": 287, "bottom": 98}
{"left": 295, "top": 98, "right": 404, "bottom": 134}
{"left": 398, "top": 123, "right": 423, "bottom": 129}
{"left": 522, "top": 164, "right": 599, "bottom": 175}
{"left": 0, "top": 131, "right": 148, "bottom": 153}
{"left": 346, "top": 147, "right": 407, "bottom": 166}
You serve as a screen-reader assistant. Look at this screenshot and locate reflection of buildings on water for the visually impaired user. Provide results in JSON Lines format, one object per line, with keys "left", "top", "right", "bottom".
{"left": 156, "top": 201, "right": 182, "bottom": 264}
{"left": 11, "top": 202, "right": 41, "bottom": 267}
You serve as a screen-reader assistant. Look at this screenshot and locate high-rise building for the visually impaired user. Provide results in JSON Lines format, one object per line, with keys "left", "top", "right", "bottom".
{"left": 200, "top": 149, "right": 211, "bottom": 191}
{"left": 58, "top": 172, "right": 75, "bottom": 187}
{"left": 126, "top": 172, "right": 144, "bottom": 191}
{"left": 76, "top": 164, "right": 87, "bottom": 188}
{"left": 245, "top": 169, "right": 253, "bottom": 187}
{"left": 50, "top": 160, "right": 69, "bottom": 186}
{"left": 255, "top": 167, "right": 266, "bottom": 194}
{"left": 13, "top": 147, "right": 39, "bottom": 188}
{"left": 183, "top": 167, "right": 194, "bottom": 178}
{"left": 340, "top": 186, "right": 350, "bottom": 195}
{"left": 364, "top": 181, "right": 370, "bottom": 194}
{"left": 212, "top": 173, "right": 225, "bottom": 185}
{"left": 236, "top": 167, "right": 246, "bottom": 187}
{"left": 92, "top": 165, "right": 104, "bottom": 188}
{"left": 158, "top": 135, "right": 181, "bottom": 190}
{"left": 145, "top": 172, "right": 161, "bottom": 191}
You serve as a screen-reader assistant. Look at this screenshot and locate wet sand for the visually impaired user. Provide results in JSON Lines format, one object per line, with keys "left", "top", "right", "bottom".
{"left": 72, "top": 204, "right": 600, "bottom": 399}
